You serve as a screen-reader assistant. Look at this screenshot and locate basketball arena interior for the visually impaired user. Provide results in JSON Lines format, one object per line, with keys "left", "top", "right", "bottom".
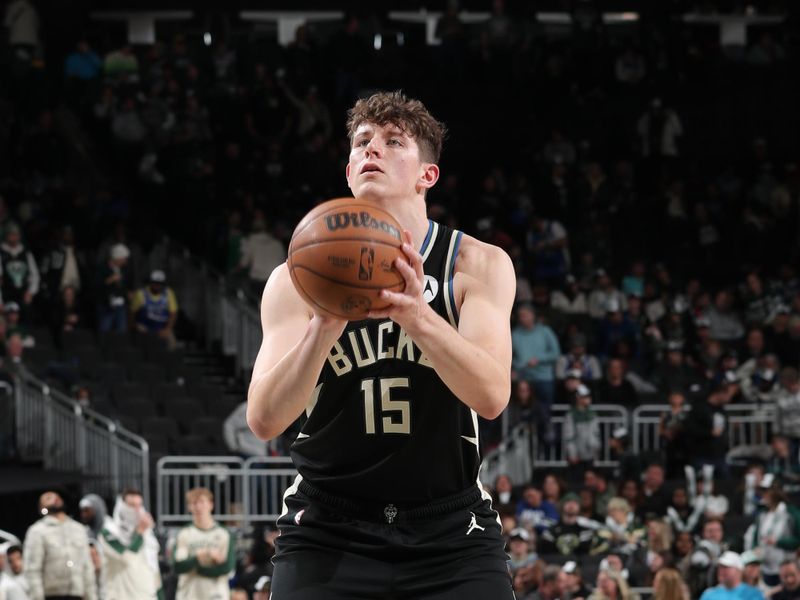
{"left": 1, "top": 1, "right": 800, "bottom": 598}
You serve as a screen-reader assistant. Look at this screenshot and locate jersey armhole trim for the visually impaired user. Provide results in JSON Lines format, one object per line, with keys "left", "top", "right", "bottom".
{"left": 443, "top": 230, "right": 463, "bottom": 328}
{"left": 419, "top": 220, "right": 437, "bottom": 263}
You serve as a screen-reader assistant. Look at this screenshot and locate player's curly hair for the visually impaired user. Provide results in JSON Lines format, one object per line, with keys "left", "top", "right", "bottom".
{"left": 346, "top": 91, "right": 447, "bottom": 164}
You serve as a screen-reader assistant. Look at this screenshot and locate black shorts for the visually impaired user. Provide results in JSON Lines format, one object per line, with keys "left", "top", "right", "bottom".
{"left": 271, "top": 479, "right": 515, "bottom": 600}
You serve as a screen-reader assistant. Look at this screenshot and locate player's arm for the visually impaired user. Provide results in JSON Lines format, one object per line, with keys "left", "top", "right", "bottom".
{"left": 369, "top": 233, "right": 514, "bottom": 419}
{"left": 246, "top": 264, "right": 346, "bottom": 440}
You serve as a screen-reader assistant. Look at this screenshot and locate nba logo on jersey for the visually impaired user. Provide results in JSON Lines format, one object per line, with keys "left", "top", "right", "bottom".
{"left": 294, "top": 509, "right": 305, "bottom": 525}
{"left": 359, "top": 248, "right": 374, "bottom": 281}
{"left": 423, "top": 275, "right": 439, "bottom": 303}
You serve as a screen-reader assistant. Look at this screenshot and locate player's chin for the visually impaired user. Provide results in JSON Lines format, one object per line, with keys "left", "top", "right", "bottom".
{"left": 353, "top": 182, "right": 388, "bottom": 201}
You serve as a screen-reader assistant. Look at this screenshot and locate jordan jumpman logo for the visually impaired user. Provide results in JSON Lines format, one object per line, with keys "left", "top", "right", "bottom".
{"left": 466, "top": 512, "right": 485, "bottom": 535}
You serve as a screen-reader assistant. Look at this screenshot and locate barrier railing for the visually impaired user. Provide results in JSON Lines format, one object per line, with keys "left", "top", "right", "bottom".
{"left": 480, "top": 421, "right": 532, "bottom": 487}
{"left": 156, "top": 455, "right": 296, "bottom": 531}
{"left": 632, "top": 403, "right": 774, "bottom": 455}
{"left": 13, "top": 368, "right": 149, "bottom": 503}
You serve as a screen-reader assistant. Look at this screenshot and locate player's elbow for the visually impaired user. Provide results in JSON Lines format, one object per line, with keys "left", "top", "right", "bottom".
{"left": 246, "top": 405, "right": 278, "bottom": 441}
{"left": 478, "top": 384, "right": 510, "bottom": 420}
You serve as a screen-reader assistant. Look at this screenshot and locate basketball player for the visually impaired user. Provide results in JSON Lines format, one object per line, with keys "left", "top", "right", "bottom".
{"left": 247, "top": 91, "right": 516, "bottom": 599}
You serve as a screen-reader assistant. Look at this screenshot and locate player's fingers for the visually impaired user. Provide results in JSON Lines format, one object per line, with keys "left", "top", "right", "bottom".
{"left": 394, "top": 257, "right": 419, "bottom": 288}
{"left": 379, "top": 289, "right": 412, "bottom": 306}
{"left": 402, "top": 242, "right": 424, "bottom": 281}
{"left": 367, "top": 309, "right": 391, "bottom": 319}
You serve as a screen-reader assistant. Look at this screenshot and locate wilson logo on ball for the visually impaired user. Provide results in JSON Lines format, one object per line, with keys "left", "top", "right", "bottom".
{"left": 325, "top": 211, "right": 402, "bottom": 240}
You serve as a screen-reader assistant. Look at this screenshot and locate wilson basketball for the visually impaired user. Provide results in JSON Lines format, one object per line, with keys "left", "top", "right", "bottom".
{"left": 288, "top": 198, "right": 406, "bottom": 320}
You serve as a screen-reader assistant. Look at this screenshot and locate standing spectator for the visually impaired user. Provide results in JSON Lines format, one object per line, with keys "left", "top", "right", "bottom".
{"left": 130, "top": 270, "right": 178, "bottom": 350}
{"left": 5, "top": 545, "right": 30, "bottom": 598}
{"left": 686, "top": 386, "right": 730, "bottom": 476}
{"left": 638, "top": 464, "right": 670, "bottom": 518}
{"left": 100, "top": 490, "right": 161, "bottom": 600}
{"left": 23, "top": 491, "right": 97, "bottom": 600}
{"left": 78, "top": 494, "right": 107, "bottom": 543}
{"left": 0, "top": 224, "right": 40, "bottom": 315}
{"left": 659, "top": 391, "right": 689, "bottom": 478}
{"left": 171, "top": 487, "right": 235, "bottom": 600}
{"left": 38, "top": 226, "right": 83, "bottom": 306}
{"left": 3, "top": 0, "right": 40, "bottom": 56}
{"left": 564, "top": 385, "right": 601, "bottom": 481}
{"left": 95, "top": 244, "right": 131, "bottom": 333}
{"left": 0, "top": 543, "right": 26, "bottom": 600}
{"left": 773, "top": 561, "right": 800, "bottom": 600}
{"left": 773, "top": 368, "right": 800, "bottom": 458}
{"left": 512, "top": 304, "right": 561, "bottom": 443}
{"left": 238, "top": 214, "right": 285, "bottom": 299}
{"left": 637, "top": 98, "right": 683, "bottom": 160}
{"left": 527, "top": 215, "right": 570, "bottom": 285}
{"left": 698, "top": 552, "right": 764, "bottom": 600}
{"left": 744, "top": 477, "right": 800, "bottom": 587}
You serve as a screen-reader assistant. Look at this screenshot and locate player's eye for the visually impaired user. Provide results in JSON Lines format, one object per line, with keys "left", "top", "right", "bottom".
{"left": 388, "top": 138, "right": 402, "bottom": 146}
{"left": 356, "top": 139, "right": 369, "bottom": 147}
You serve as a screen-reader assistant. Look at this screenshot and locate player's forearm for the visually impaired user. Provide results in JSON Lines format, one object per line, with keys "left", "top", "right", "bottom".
{"left": 406, "top": 308, "right": 509, "bottom": 419}
{"left": 247, "top": 319, "right": 341, "bottom": 440}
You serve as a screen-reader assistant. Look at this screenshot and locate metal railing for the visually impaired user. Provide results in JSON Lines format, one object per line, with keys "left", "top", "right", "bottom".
{"left": 480, "top": 421, "right": 532, "bottom": 487}
{"left": 13, "top": 367, "right": 150, "bottom": 503}
{"left": 156, "top": 455, "right": 296, "bottom": 531}
{"left": 632, "top": 403, "right": 774, "bottom": 455}
{"left": 153, "top": 236, "right": 263, "bottom": 377}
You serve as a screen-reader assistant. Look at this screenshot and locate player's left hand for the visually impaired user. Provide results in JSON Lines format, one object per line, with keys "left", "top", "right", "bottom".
{"left": 367, "top": 230, "right": 430, "bottom": 330}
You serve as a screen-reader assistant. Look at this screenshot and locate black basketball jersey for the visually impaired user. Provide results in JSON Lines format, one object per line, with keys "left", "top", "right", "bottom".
{"left": 291, "top": 220, "right": 483, "bottom": 504}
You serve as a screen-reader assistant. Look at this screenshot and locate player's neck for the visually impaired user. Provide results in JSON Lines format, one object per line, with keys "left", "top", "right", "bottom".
{"left": 193, "top": 515, "right": 215, "bottom": 529}
{"left": 377, "top": 194, "right": 430, "bottom": 250}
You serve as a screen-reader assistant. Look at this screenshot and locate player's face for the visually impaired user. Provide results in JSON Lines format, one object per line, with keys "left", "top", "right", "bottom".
{"left": 346, "top": 122, "right": 438, "bottom": 201}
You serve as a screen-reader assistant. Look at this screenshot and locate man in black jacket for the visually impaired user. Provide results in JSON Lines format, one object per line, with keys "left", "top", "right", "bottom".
{"left": 686, "top": 385, "right": 730, "bottom": 478}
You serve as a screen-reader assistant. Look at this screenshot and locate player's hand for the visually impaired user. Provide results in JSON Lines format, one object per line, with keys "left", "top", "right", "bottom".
{"left": 367, "top": 230, "right": 429, "bottom": 329}
{"left": 136, "top": 511, "right": 154, "bottom": 533}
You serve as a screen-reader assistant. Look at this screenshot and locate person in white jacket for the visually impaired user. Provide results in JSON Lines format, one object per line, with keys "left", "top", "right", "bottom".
{"left": 23, "top": 491, "right": 96, "bottom": 600}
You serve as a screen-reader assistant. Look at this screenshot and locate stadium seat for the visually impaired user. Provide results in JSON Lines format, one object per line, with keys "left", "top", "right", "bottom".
{"left": 113, "top": 382, "right": 151, "bottom": 406}
{"left": 128, "top": 363, "right": 167, "bottom": 386}
{"left": 95, "top": 362, "right": 127, "bottom": 386}
{"left": 152, "top": 382, "right": 187, "bottom": 405}
{"left": 116, "top": 399, "right": 158, "bottom": 419}
{"left": 141, "top": 416, "right": 180, "bottom": 439}
{"left": 163, "top": 397, "right": 202, "bottom": 426}
{"left": 190, "top": 417, "right": 222, "bottom": 438}
{"left": 61, "top": 329, "right": 96, "bottom": 350}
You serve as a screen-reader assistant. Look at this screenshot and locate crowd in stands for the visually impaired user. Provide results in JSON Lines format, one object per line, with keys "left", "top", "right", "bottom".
{"left": 2, "top": 0, "right": 800, "bottom": 598}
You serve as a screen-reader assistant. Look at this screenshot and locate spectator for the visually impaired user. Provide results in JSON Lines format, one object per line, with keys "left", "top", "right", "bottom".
{"left": 527, "top": 564, "right": 562, "bottom": 600}
{"left": 686, "top": 385, "right": 731, "bottom": 476}
{"left": 238, "top": 213, "right": 285, "bottom": 299}
{"left": 650, "top": 340, "right": 696, "bottom": 395}
{"left": 740, "top": 551, "right": 773, "bottom": 598}
{"left": 64, "top": 40, "right": 101, "bottom": 81}
{"left": 659, "top": 391, "right": 690, "bottom": 478}
{"left": 609, "top": 429, "right": 645, "bottom": 484}
{"left": 689, "top": 518, "right": 730, "bottom": 596}
{"left": 564, "top": 385, "right": 601, "bottom": 481}
{"left": 594, "top": 497, "right": 646, "bottom": 557}
{"left": 556, "top": 334, "right": 602, "bottom": 382}
{"left": 588, "top": 270, "right": 626, "bottom": 320}
{"left": 551, "top": 274, "right": 589, "bottom": 315}
{"left": 77, "top": 494, "right": 107, "bottom": 542}
{"left": 95, "top": 243, "right": 131, "bottom": 333}
{"left": 130, "top": 270, "right": 178, "bottom": 350}
{"left": 253, "top": 574, "right": 271, "bottom": 600}
{"left": 516, "top": 484, "right": 559, "bottom": 535}
{"left": 99, "top": 489, "right": 162, "bottom": 599}
{"left": 103, "top": 45, "right": 138, "bottom": 77}
{"left": 744, "top": 476, "right": 800, "bottom": 587}
{"left": 707, "top": 290, "right": 745, "bottom": 342}
{"left": 595, "top": 359, "right": 638, "bottom": 410}
{"left": 23, "top": 491, "right": 96, "bottom": 600}
{"left": 584, "top": 469, "right": 615, "bottom": 519}
{"left": 493, "top": 474, "right": 519, "bottom": 516}
{"left": 637, "top": 98, "right": 683, "bottom": 160}
{"left": 542, "top": 474, "right": 566, "bottom": 507}
{"left": 773, "top": 560, "right": 800, "bottom": 600}
{"left": 38, "top": 225, "right": 83, "bottom": 307}
{"left": 508, "top": 527, "right": 542, "bottom": 598}
{"left": 772, "top": 368, "right": 800, "bottom": 458}
{"left": 589, "top": 567, "right": 635, "bottom": 600}
{"left": 698, "top": 552, "right": 764, "bottom": 600}
{"left": 559, "top": 561, "right": 592, "bottom": 600}
{"left": 0, "top": 543, "right": 26, "bottom": 600}
{"left": 0, "top": 223, "right": 39, "bottom": 315}
{"left": 765, "top": 433, "right": 800, "bottom": 483}
{"left": 665, "top": 486, "right": 705, "bottom": 535}
{"left": 3, "top": 0, "right": 40, "bottom": 57}
{"left": 511, "top": 303, "right": 561, "bottom": 443}
{"left": 638, "top": 463, "right": 670, "bottom": 518}
{"left": 4, "top": 303, "right": 35, "bottom": 348}
{"left": 538, "top": 494, "right": 594, "bottom": 556}
{"left": 527, "top": 215, "right": 570, "bottom": 285}
{"left": 653, "top": 567, "right": 688, "bottom": 600}
{"left": 171, "top": 487, "right": 236, "bottom": 600}
{"left": 4, "top": 545, "right": 28, "bottom": 597}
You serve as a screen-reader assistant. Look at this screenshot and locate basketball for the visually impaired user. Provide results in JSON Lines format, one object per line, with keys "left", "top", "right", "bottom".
{"left": 287, "top": 198, "right": 406, "bottom": 320}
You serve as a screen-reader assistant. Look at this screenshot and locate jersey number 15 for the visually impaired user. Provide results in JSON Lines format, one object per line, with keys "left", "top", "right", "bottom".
{"left": 361, "top": 377, "right": 411, "bottom": 435}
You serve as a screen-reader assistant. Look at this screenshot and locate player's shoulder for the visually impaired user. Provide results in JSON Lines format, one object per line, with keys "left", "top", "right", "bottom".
{"left": 454, "top": 233, "right": 514, "bottom": 281}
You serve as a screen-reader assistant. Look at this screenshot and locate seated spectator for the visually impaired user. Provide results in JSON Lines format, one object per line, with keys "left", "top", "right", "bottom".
{"left": 698, "top": 552, "right": 764, "bottom": 600}
{"left": 516, "top": 484, "right": 559, "bottom": 534}
{"left": 665, "top": 486, "right": 705, "bottom": 535}
{"left": 493, "top": 474, "right": 519, "bottom": 516}
{"left": 610, "top": 429, "right": 645, "bottom": 484}
{"left": 527, "top": 214, "right": 570, "bottom": 286}
{"left": 673, "top": 531, "right": 696, "bottom": 584}
{"left": 595, "top": 359, "right": 638, "bottom": 410}
{"left": 542, "top": 473, "right": 566, "bottom": 507}
{"left": 772, "top": 368, "right": 800, "bottom": 458}
{"left": 556, "top": 334, "right": 602, "bottom": 382}
{"left": 651, "top": 340, "right": 697, "bottom": 395}
{"left": 773, "top": 560, "right": 800, "bottom": 600}
{"left": 638, "top": 463, "right": 670, "bottom": 519}
{"left": 64, "top": 39, "right": 102, "bottom": 81}
{"left": 588, "top": 565, "right": 636, "bottom": 600}
{"left": 689, "top": 518, "right": 730, "bottom": 597}
{"left": 652, "top": 567, "right": 689, "bottom": 600}
{"left": 584, "top": 469, "right": 615, "bottom": 519}
{"left": 539, "top": 494, "right": 594, "bottom": 556}
{"left": 508, "top": 527, "right": 542, "bottom": 597}
{"left": 765, "top": 433, "right": 800, "bottom": 483}
{"left": 4, "top": 544, "right": 29, "bottom": 597}
{"left": 528, "top": 564, "right": 562, "bottom": 600}
{"left": 551, "top": 274, "right": 588, "bottom": 315}
{"left": 3, "top": 303, "right": 34, "bottom": 347}
{"left": 593, "top": 497, "right": 646, "bottom": 557}
{"left": 559, "top": 561, "right": 592, "bottom": 600}
{"left": 740, "top": 551, "right": 774, "bottom": 598}
{"left": 596, "top": 300, "right": 639, "bottom": 359}
{"left": 131, "top": 270, "right": 178, "bottom": 350}
{"left": 589, "top": 271, "right": 626, "bottom": 321}
{"left": 707, "top": 290, "right": 745, "bottom": 343}
{"left": 0, "top": 542, "right": 26, "bottom": 599}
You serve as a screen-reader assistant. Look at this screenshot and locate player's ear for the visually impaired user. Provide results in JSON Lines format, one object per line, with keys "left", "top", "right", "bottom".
{"left": 418, "top": 163, "right": 439, "bottom": 190}
{"left": 345, "top": 163, "right": 351, "bottom": 179}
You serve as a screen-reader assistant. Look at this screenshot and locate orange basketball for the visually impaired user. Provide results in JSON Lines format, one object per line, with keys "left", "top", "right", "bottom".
{"left": 288, "top": 198, "right": 406, "bottom": 320}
